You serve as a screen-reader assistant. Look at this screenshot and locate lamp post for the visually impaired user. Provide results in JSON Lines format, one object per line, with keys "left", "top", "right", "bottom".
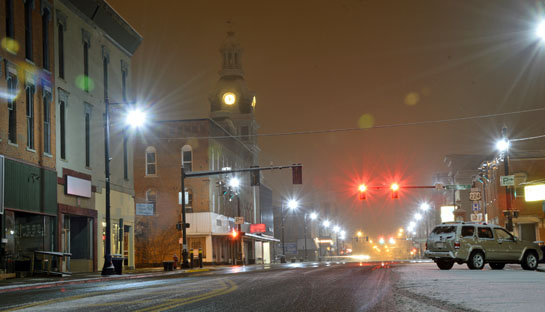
{"left": 101, "top": 98, "right": 146, "bottom": 275}
{"left": 228, "top": 177, "right": 244, "bottom": 264}
{"left": 420, "top": 203, "right": 430, "bottom": 237}
{"left": 321, "top": 220, "right": 330, "bottom": 260}
{"left": 497, "top": 127, "right": 513, "bottom": 231}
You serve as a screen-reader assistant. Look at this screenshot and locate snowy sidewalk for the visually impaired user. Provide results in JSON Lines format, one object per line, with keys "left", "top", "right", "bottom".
{"left": 394, "top": 262, "right": 545, "bottom": 311}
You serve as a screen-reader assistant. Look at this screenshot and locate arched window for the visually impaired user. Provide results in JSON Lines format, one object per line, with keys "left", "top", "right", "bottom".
{"left": 145, "top": 146, "right": 156, "bottom": 176}
{"left": 182, "top": 145, "right": 193, "bottom": 172}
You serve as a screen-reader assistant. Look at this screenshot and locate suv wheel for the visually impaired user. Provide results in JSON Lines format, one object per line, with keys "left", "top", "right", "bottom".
{"left": 489, "top": 263, "right": 505, "bottom": 270}
{"left": 521, "top": 251, "right": 538, "bottom": 271}
{"left": 467, "top": 251, "right": 485, "bottom": 270}
{"left": 436, "top": 260, "right": 454, "bottom": 270}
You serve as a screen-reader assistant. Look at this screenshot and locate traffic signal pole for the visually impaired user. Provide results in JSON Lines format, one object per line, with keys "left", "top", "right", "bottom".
{"left": 180, "top": 164, "right": 302, "bottom": 267}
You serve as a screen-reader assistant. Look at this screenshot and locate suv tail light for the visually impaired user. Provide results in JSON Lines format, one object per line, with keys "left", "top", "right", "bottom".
{"left": 454, "top": 241, "right": 460, "bottom": 249}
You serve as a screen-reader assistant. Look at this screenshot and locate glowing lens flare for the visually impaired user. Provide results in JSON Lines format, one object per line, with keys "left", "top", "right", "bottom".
{"left": 391, "top": 183, "right": 400, "bottom": 191}
{"left": 126, "top": 108, "right": 146, "bottom": 128}
{"left": 496, "top": 139, "right": 509, "bottom": 152}
{"left": 537, "top": 21, "right": 545, "bottom": 41}
{"left": 358, "top": 184, "right": 367, "bottom": 192}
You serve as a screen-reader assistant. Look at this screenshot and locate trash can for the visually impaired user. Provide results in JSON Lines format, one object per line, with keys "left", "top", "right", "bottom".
{"left": 280, "top": 255, "right": 286, "bottom": 263}
{"left": 163, "top": 261, "right": 174, "bottom": 271}
{"left": 111, "top": 254, "right": 124, "bottom": 275}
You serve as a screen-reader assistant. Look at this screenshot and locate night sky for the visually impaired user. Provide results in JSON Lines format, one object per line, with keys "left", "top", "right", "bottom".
{"left": 108, "top": 0, "right": 545, "bottom": 237}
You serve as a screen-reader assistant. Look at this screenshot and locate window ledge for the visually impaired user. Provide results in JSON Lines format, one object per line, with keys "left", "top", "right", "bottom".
{"left": 26, "top": 147, "right": 36, "bottom": 153}
{"left": 60, "top": 158, "right": 68, "bottom": 163}
{"left": 7, "top": 141, "right": 18, "bottom": 147}
{"left": 25, "top": 58, "right": 35, "bottom": 66}
{"left": 44, "top": 152, "right": 53, "bottom": 158}
{"left": 145, "top": 174, "right": 158, "bottom": 178}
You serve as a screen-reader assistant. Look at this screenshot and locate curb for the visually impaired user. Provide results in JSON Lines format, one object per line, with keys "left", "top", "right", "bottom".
{"left": 0, "top": 268, "right": 210, "bottom": 294}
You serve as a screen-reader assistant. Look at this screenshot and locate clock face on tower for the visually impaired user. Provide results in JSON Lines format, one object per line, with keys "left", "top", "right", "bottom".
{"left": 251, "top": 96, "right": 256, "bottom": 108}
{"left": 222, "top": 92, "right": 236, "bottom": 105}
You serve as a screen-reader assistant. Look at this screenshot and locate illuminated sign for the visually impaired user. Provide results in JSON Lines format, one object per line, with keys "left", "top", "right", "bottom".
{"left": 525, "top": 185, "right": 545, "bottom": 202}
{"left": 441, "top": 206, "right": 456, "bottom": 222}
{"left": 250, "top": 223, "right": 266, "bottom": 233}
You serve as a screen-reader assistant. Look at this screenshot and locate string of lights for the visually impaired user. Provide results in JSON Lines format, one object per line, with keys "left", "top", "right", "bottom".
{"left": 159, "top": 106, "right": 545, "bottom": 141}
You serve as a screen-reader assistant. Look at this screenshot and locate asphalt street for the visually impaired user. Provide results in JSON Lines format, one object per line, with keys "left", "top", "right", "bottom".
{"left": 0, "top": 262, "right": 400, "bottom": 312}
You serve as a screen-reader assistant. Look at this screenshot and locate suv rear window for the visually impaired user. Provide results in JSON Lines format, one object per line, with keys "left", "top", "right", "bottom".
{"left": 432, "top": 226, "right": 456, "bottom": 235}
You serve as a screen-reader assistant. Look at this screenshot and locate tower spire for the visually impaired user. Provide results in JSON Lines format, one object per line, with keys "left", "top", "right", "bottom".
{"left": 219, "top": 31, "right": 244, "bottom": 77}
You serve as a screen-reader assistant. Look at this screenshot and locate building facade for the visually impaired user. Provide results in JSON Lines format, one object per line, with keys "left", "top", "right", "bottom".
{"left": 134, "top": 32, "right": 276, "bottom": 266}
{"left": 1, "top": 0, "right": 56, "bottom": 277}
{"left": 53, "top": 0, "right": 142, "bottom": 272}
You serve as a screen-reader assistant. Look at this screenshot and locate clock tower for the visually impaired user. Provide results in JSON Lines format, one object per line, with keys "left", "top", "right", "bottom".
{"left": 210, "top": 32, "right": 259, "bottom": 156}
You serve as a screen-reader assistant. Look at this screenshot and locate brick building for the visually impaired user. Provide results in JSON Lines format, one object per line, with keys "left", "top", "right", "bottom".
{"left": 134, "top": 32, "right": 276, "bottom": 266}
{"left": 1, "top": 0, "right": 56, "bottom": 277}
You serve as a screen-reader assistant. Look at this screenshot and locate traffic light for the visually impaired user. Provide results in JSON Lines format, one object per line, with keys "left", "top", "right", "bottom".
{"left": 391, "top": 183, "right": 399, "bottom": 199}
{"left": 292, "top": 164, "right": 302, "bottom": 184}
{"left": 231, "top": 229, "right": 238, "bottom": 238}
{"left": 251, "top": 166, "right": 260, "bottom": 186}
{"left": 358, "top": 184, "right": 367, "bottom": 200}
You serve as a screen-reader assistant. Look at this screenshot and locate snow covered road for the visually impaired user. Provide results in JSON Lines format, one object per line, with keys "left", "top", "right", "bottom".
{"left": 394, "top": 262, "right": 545, "bottom": 311}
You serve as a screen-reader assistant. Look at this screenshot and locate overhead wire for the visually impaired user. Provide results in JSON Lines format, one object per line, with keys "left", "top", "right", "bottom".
{"left": 158, "top": 106, "right": 545, "bottom": 141}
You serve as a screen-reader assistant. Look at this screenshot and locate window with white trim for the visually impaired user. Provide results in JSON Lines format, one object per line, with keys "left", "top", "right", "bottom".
{"left": 145, "top": 146, "right": 157, "bottom": 176}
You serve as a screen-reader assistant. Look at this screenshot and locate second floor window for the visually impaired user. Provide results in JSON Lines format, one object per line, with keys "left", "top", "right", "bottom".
{"left": 26, "top": 85, "right": 35, "bottom": 149}
{"left": 123, "top": 131, "right": 128, "bottom": 180}
{"left": 58, "top": 23, "right": 64, "bottom": 78}
{"left": 83, "top": 41, "right": 89, "bottom": 91}
{"left": 145, "top": 147, "right": 156, "bottom": 176}
{"left": 6, "top": 0, "right": 14, "bottom": 38}
{"left": 59, "top": 100, "right": 66, "bottom": 159}
{"left": 85, "top": 111, "right": 90, "bottom": 167}
{"left": 43, "top": 93, "right": 51, "bottom": 154}
{"left": 7, "top": 74, "right": 17, "bottom": 143}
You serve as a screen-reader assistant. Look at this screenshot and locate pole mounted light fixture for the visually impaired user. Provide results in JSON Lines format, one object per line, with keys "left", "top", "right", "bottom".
{"left": 310, "top": 212, "right": 318, "bottom": 220}
{"left": 287, "top": 199, "right": 299, "bottom": 210}
{"left": 323, "top": 220, "right": 330, "bottom": 228}
{"left": 537, "top": 20, "right": 545, "bottom": 41}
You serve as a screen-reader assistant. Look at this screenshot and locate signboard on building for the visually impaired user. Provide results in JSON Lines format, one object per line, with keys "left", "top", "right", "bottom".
{"left": 0, "top": 155, "right": 4, "bottom": 215}
{"left": 470, "top": 213, "right": 483, "bottom": 222}
{"left": 525, "top": 184, "right": 545, "bottom": 202}
{"left": 66, "top": 175, "right": 92, "bottom": 198}
{"left": 445, "top": 184, "right": 472, "bottom": 190}
{"left": 469, "top": 191, "right": 481, "bottom": 201}
{"left": 500, "top": 175, "right": 515, "bottom": 186}
{"left": 250, "top": 223, "right": 266, "bottom": 233}
{"left": 472, "top": 202, "right": 480, "bottom": 212}
{"left": 235, "top": 217, "right": 244, "bottom": 225}
{"left": 136, "top": 203, "right": 155, "bottom": 216}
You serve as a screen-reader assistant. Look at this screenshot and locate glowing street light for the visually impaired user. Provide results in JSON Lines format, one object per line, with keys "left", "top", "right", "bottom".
{"left": 357, "top": 231, "right": 363, "bottom": 238}
{"left": 420, "top": 203, "right": 430, "bottom": 211}
{"left": 496, "top": 139, "right": 509, "bottom": 152}
{"left": 378, "top": 237, "right": 385, "bottom": 245}
{"left": 414, "top": 213, "right": 423, "bottom": 221}
{"left": 287, "top": 199, "right": 299, "bottom": 210}
{"left": 333, "top": 225, "right": 340, "bottom": 233}
{"left": 125, "top": 108, "right": 147, "bottom": 128}
{"left": 310, "top": 212, "right": 318, "bottom": 220}
{"left": 323, "top": 220, "right": 330, "bottom": 228}
{"left": 229, "top": 177, "right": 240, "bottom": 189}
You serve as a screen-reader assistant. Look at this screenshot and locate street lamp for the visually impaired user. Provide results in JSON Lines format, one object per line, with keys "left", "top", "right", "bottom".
{"left": 537, "top": 20, "right": 545, "bottom": 41}
{"left": 228, "top": 177, "right": 244, "bottom": 264}
{"left": 102, "top": 101, "right": 147, "bottom": 275}
{"left": 496, "top": 139, "right": 509, "bottom": 152}
{"left": 420, "top": 203, "right": 430, "bottom": 211}
{"left": 323, "top": 220, "right": 330, "bottom": 228}
{"left": 414, "top": 213, "right": 423, "bottom": 221}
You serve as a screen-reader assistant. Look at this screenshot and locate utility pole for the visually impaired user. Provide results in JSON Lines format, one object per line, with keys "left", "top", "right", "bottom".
{"left": 502, "top": 127, "right": 514, "bottom": 232}
{"left": 303, "top": 214, "right": 307, "bottom": 261}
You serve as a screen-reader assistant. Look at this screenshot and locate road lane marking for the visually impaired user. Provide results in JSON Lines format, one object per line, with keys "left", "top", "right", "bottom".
{"left": 134, "top": 279, "right": 230, "bottom": 312}
{"left": 146, "top": 279, "right": 238, "bottom": 312}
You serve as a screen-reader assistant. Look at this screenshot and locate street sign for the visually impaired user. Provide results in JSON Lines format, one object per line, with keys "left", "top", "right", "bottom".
{"left": 472, "top": 202, "right": 480, "bottom": 212}
{"left": 445, "top": 184, "right": 472, "bottom": 190}
{"left": 235, "top": 217, "right": 244, "bottom": 225}
{"left": 435, "top": 183, "right": 445, "bottom": 190}
{"left": 500, "top": 175, "right": 515, "bottom": 186}
{"left": 470, "top": 213, "right": 483, "bottom": 222}
{"left": 469, "top": 191, "right": 482, "bottom": 201}
{"left": 136, "top": 203, "right": 154, "bottom": 216}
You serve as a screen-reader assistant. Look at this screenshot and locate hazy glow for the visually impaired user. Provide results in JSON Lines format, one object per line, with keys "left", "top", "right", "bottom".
{"left": 524, "top": 185, "right": 545, "bottom": 201}
{"left": 420, "top": 203, "right": 430, "bottom": 211}
{"left": 414, "top": 213, "right": 423, "bottom": 221}
{"left": 391, "top": 183, "right": 399, "bottom": 191}
{"left": 323, "top": 220, "right": 330, "bottom": 228}
{"left": 388, "top": 237, "right": 395, "bottom": 245}
{"left": 350, "top": 254, "right": 370, "bottom": 261}
{"left": 537, "top": 21, "right": 545, "bottom": 40}
{"left": 287, "top": 199, "right": 298, "bottom": 210}
{"left": 357, "top": 231, "right": 363, "bottom": 237}
{"left": 496, "top": 139, "right": 509, "bottom": 151}
{"left": 126, "top": 108, "right": 147, "bottom": 128}
{"left": 378, "top": 237, "right": 385, "bottom": 244}
{"left": 333, "top": 226, "right": 340, "bottom": 233}
{"left": 309, "top": 212, "right": 318, "bottom": 220}
{"left": 441, "top": 206, "right": 456, "bottom": 222}
{"left": 358, "top": 184, "right": 367, "bottom": 192}
{"left": 1, "top": 37, "right": 19, "bottom": 54}
{"left": 223, "top": 92, "right": 236, "bottom": 105}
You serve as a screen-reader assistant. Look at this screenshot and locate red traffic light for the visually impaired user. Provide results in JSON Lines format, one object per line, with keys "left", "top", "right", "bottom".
{"left": 358, "top": 184, "right": 367, "bottom": 200}
{"left": 391, "top": 183, "right": 399, "bottom": 199}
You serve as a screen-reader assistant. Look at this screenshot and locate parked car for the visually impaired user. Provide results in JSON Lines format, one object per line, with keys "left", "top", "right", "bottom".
{"left": 424, "top": 222, "right": 543, "bottom": 270}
